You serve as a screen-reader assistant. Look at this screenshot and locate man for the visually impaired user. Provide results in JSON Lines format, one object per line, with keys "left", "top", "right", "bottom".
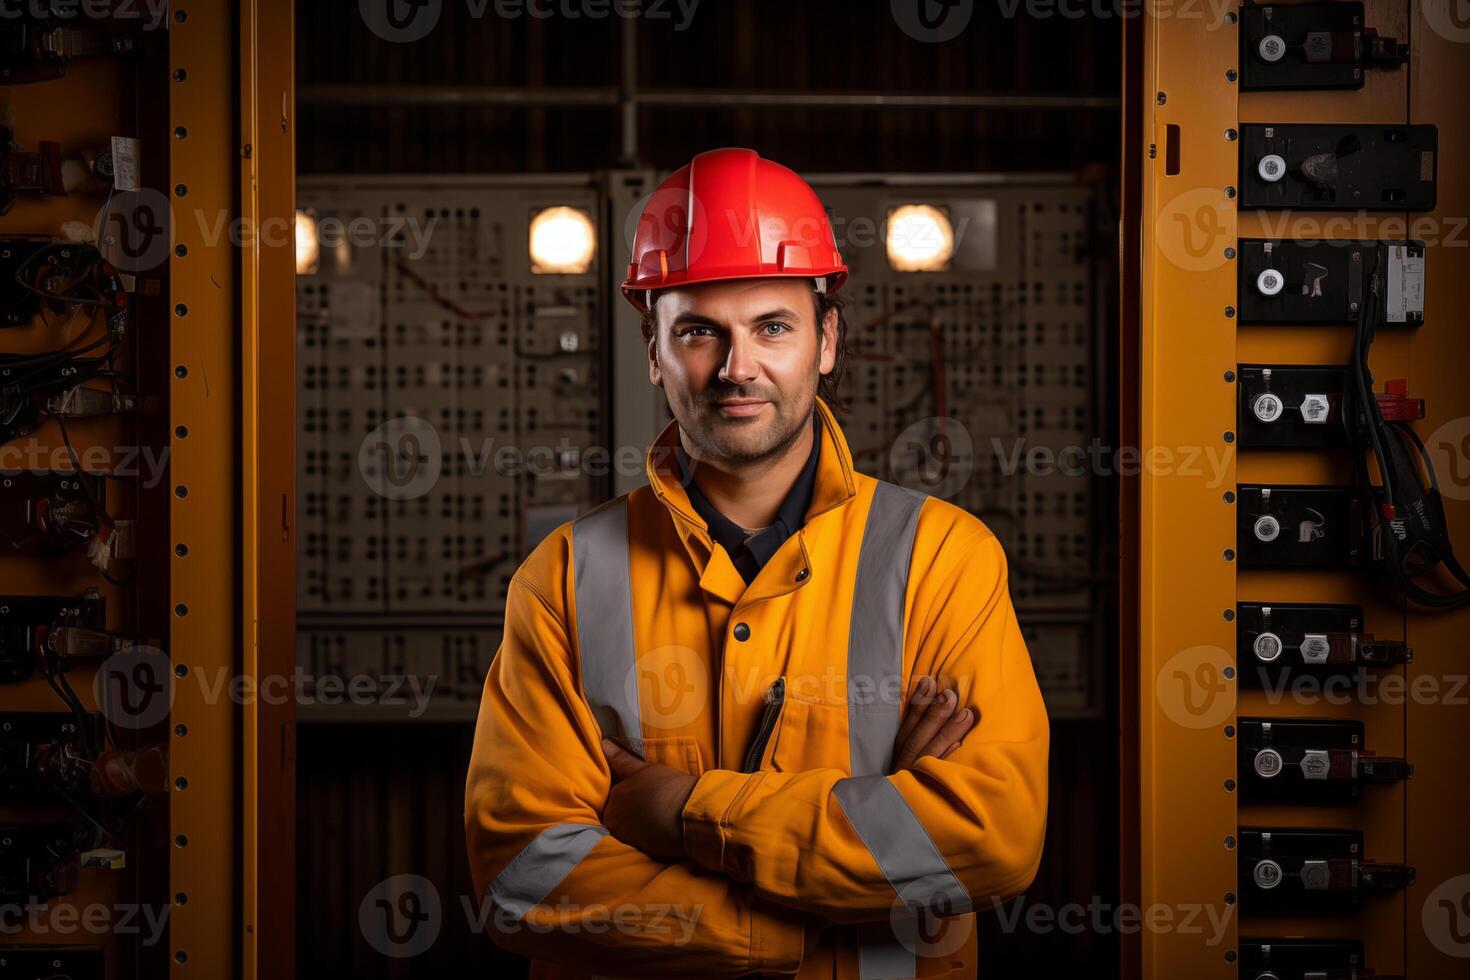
{"left": 465, "top": 148, "right": 1049, "bottom": 979}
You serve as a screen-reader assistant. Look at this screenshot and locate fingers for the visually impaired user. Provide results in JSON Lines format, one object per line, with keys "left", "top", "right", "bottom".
{"left": 601, "top": 738, "right": 645, "bottom": 779}
{"left": 927, "top": 706, "right": 975, "bottom": 759}
{"left": 893, "top": 675, "right": 937, "bottom": 750}
{"left": 892, "top": 685, "right": 959, "bottom": 772}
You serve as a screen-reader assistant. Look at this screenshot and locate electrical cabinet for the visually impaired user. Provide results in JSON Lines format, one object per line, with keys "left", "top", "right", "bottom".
{"left": 0, "top": 1, "right": 294, "bottom": 977}
{"left": 1133, "top": 1, "right": 1470, "bottom": 976}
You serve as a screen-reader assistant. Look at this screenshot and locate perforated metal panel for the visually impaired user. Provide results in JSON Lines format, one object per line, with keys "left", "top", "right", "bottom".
{"left": 814, "top": 181, "right": 1104, "bottom": 717}
{"left": 296, "top": 176, "right": 606, "bottom": 719}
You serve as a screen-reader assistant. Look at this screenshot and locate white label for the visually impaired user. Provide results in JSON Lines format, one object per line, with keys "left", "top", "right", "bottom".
{"left": 1385, "top": 245, "right": 1425, "bottom": 323}
{"left": 110, "top": 136, "right": 141, "bottom": 192}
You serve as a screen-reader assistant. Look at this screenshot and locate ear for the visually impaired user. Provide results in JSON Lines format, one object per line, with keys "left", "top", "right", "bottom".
{"left": 647, "top": 330, "right": 663, "bottom": 387}
{"left": 817, "top": 305, "right": 839, "bottom": 376}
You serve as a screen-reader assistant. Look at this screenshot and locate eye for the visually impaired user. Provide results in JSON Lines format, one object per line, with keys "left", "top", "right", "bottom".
{"left": 760, "top": 321, "right": 791, "bottom": 336}
{"left": 678, "top": 326, "right": 714, "bottom": 338}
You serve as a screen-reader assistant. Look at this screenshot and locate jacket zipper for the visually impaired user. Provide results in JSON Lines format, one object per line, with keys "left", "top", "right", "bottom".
{"left": 741, "top": 677, "right": 787, "bottom": 773}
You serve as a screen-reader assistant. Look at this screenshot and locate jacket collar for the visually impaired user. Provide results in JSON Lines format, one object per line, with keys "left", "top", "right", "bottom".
{"left": 644, "top": 395, "right": 859, "bottom": 605}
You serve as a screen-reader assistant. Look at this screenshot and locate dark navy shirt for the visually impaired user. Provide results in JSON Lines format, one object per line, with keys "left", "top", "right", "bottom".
{"left": 675, "top": 412, "right": 821, "bottom": 586}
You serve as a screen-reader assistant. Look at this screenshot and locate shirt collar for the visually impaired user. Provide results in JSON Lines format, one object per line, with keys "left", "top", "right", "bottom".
{"left": 674, "top": 412, "right": 821, "bottom": 558}
{"left": 644, "top": 394, "right": 860, "bottom": 555}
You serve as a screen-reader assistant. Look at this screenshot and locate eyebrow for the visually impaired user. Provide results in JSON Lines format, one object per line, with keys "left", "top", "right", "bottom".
{"left": 670, "top": 307, "right": 805, "bottom": 329}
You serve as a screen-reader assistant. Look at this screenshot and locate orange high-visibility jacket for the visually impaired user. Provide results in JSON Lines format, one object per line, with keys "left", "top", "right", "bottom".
{"left": 465, "top": 396, "right": 1050, "bottom": 979}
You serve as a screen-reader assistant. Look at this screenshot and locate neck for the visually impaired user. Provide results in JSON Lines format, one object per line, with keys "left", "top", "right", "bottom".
{"left": 680, "top": 414, "right": 815, "bottom": 530}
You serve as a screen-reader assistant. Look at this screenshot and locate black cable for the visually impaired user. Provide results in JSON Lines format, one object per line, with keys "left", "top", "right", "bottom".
{"left": 1344, "top": 247, "right": 1470, "bottom": 609}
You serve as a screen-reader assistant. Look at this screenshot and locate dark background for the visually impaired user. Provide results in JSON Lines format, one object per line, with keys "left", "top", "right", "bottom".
{"left": 295, "top": 2, "right": 1123, "bottom": 977}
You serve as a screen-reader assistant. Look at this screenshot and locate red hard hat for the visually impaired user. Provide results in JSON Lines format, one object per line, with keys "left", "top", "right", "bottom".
{"left": 621, "top": 147, "right": 848, "bottom": 315}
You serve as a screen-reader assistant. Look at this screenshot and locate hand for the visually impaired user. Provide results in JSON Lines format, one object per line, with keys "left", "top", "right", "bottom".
{"left": 601, "top": 738, "right": 698, "bottom": 862}
{"left": 890, "top": 676, "right": 975, "bottom": 774}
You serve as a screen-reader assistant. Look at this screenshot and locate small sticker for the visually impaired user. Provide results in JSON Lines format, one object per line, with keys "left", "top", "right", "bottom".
{"left": 110, "top": 136, "right": 141, "bottom": 191}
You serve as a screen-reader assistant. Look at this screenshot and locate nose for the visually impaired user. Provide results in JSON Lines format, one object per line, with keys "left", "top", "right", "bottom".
{"left": 718, "top": 331, "right": 760, "bottom": 387}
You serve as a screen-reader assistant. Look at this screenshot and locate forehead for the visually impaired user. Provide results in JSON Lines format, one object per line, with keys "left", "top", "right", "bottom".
{"left": 657, "top": 277, "right": 815, "bottom": 323}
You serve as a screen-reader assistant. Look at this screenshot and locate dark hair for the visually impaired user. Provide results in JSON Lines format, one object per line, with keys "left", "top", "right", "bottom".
{"left": 639, "top": 279, "right": 852, "bottom": 417}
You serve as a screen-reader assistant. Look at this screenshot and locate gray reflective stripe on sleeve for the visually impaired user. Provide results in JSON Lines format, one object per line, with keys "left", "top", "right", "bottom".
{"left": 847, "top": 480, "right": 926, "bottom": 777}
{"left": 832, "top": 775, "right": 973, "bottom": 918}
{"left": 489, "top": 823, "right": 610, "bottom": 921}
{"left": 572, "top": 497, "right": 644, "bottom": 757}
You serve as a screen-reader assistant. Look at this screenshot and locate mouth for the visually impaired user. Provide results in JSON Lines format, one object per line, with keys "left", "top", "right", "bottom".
{"left": 713, "top": 399, "right": 769, "bottom": 418}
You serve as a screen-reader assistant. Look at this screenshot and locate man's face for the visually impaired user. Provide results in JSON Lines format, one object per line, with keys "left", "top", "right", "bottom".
{"left": 648, "top": 277, "right": 838, "bottom": 465}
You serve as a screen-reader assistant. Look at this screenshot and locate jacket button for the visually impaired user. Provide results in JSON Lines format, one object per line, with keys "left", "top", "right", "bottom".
{"left": 795, "top": 568, "right": 808, "bottom": 582}
{"left": 733, "top": 622, "right": 751, "bottom": 641}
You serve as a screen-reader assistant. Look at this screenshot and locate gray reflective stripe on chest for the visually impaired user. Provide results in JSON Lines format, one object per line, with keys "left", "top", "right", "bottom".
{"left": 846, "top": 480, "right": 927, "bottom": 775}
{"left": 837, "top": 481, "right": 972, "bottom": 979}
{"left": 572, "top": 497, "right": 644, "bottom": 757}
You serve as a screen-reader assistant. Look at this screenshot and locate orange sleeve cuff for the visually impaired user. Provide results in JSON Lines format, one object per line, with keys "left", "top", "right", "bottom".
{"left": 681, "top": 768, "right": 753, "bottom": 873}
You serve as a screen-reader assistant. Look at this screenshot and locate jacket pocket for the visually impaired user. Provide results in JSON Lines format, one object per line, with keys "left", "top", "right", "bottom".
{"left": 640, "top": 736, "right": 704, "bottom": 775}
{"left": 745, "top": 677, "right": 852, "bottom": 774}
{"left": 742, "top": 678, "right": 787, "bottom": 773}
